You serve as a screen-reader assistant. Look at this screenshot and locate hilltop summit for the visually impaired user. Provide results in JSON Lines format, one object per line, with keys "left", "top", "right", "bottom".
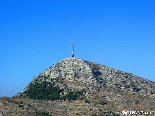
{"left": 36, "top": 57, "right": 93, "bottom": 82}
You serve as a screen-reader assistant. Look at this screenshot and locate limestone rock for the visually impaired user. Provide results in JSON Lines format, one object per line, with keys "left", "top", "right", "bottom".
{"left": 30, "top": 57, "right": 155, "bottom": 95}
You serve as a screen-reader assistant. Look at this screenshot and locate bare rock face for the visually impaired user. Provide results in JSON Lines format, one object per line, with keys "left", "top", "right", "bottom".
{"left": 37, "top": 58, "right": 93, "bottom": 83}
{"left": 33, "top": 57, "right": 155, "bottom": 95}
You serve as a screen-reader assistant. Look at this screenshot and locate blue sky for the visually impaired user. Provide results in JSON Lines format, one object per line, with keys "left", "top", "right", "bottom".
{"left": 0, "top": 0, "right": 155, "bottom": 97}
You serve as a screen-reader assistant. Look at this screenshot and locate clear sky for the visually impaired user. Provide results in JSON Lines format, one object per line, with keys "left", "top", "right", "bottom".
{"left": 0, "top": 0, "right": 155, "bottom": 97}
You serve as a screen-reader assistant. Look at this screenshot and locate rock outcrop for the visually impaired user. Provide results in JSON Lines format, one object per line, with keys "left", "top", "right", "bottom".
{"left": 32, "top": 57, "right": 155, "bottom": 95}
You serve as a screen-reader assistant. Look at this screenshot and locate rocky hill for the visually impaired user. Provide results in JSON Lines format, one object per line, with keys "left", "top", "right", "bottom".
{"left": 1, "top": 57, "right": 155, "bottom": 116}
{"left": 32, "top": 57, "right": 155, "bottom": 95}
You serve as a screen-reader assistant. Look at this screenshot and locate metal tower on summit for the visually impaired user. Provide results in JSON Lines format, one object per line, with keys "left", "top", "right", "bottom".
{"left": 72, "top": 43, "right": 74, "bottom": 57}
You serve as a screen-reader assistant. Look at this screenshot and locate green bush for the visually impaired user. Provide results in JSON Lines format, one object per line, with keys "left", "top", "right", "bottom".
{"left": 40, "top": 111, "right": 51, "bottom": 116}
{"left": 23, "top": 80, "right": 63, "bottom": 100}
{"left": 100, "top": 100, "right": 107, "bottom": 105}
{"left": 23, "top": 80, "right": 85, "bottom": 101}
{"left": 84, "top": 99, "right": 90, "bottom": 103}
{"left": 91, "top": 114, "right": 97, "bottom": 116}
{"left": 62, "top": 89, "right": 85, "bottom": 101}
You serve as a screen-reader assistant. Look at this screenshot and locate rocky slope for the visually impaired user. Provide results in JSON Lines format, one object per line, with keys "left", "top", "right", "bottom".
{"left": 33, "top": 57, "right": 155, "bottom": 95}
{"left": 1, "top": 57, "right": 155, "bottom": 116}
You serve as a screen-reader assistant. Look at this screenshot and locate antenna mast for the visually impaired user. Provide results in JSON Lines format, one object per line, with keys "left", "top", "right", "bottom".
{"left": 72, "top": 43, "right": 74, "bottom": 57}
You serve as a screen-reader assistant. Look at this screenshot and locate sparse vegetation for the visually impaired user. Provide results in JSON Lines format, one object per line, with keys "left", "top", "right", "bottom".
{"left": 91, "top": 114, "right": 97, "bottom": 116}
{"left": 100, "top": 100, "right": 107, "bottom": 105}
{"left": 99, "top": 113, "right": 120, "bottom": 116}
{"left": 40, "top": 111, "right": 51, "bottom": 116}
{"left": 63, "top": 89, "right": 85, "bottom": 101}
{"left": 84, "top": 99, "right": 90, "bottom": 103}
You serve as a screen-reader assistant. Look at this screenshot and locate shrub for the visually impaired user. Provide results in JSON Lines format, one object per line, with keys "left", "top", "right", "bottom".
{"left": 23, "top": 80, "right": 62, "bottom": 100}
{"left": 84, "top": 99, "right": 90, "bottom": 103}
{"left": 91, "top": 114, "right": 97, "bottom": 116}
